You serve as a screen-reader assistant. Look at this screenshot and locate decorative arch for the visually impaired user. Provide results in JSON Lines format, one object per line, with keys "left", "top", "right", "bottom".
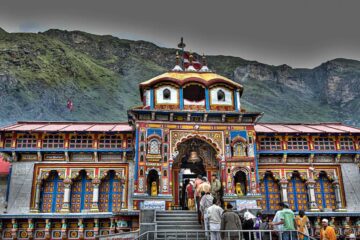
{"left": 99, "top": 170, "right": 124, "bottom": 212}
{"left": 174, "top": 134, "right": 222, "bottom": 159}
{"left": 232, "top": 167, "right": 249, "bottom": 196}
{"left": 231, "top": 137, "right": 247, "bottom": 157}
{"left": 287, "top": 171, "right": 308, "bottom": 211}
{"left": 315, "top": 171, "right": 336, "bottom": 210}
{"left": 70, "top": 170, "right": 93, "bottom": 213}
{"left": 39, "top": 170, "right": 64, "bottom": 213}
{"left": 70, "top": 168, "right": 95, "bottom": 180}
{"left": 259, "top": 171, "right": 281, "bottom": 211}
{"left": 147, "top": 169, "right": 159, "bottom": 196}
{"left": 99, "top": 169, "right": 125, "bottom": 181}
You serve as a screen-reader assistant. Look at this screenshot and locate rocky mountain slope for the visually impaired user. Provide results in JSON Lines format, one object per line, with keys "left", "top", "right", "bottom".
{"left": 0, "top": 28, "right": 359, "bottom": 126}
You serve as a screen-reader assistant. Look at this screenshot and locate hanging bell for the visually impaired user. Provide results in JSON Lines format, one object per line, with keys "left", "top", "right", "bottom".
{"left": 188, "top": 150, "right": 201, "bottom": 163}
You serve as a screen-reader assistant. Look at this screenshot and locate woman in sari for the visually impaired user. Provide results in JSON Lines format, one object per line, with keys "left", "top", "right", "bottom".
{"left": 295, "top": 210, "right": 310, "bottom": 240}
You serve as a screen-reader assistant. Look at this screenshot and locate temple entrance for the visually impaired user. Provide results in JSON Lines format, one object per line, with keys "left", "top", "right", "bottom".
{"left": 234, "top": 170, "right": 247, "bottom": 196}
{"left": 147, "top": 169, "right": 159, "bottom": 196}
{"left": 172, "top": 138, "right": 220, "bottom": 209}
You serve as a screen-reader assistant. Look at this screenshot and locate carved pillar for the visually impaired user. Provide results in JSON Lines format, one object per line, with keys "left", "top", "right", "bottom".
{"left": 27, "top": 219, "right": 34, "bottom": 240}
{"left": 91, "top": 178, "right": 101, "bottom": 212}
{"left": 333, "top": 177, "right": 345, "bottom": 211}
{"left": 110, "top": 218, "right": 116, "bottom": 234}
{"left": 78, "top": 219, "right": 84, "bottom": 240}
{"left": 45, "top": 219, "right": 51, "bottom": 240}
{"left": 60, "top": 178, "right": 72, "bottom": 213}
{"left": 93, "top": 219, "right": 99, "bottom": 238}
{"left": 11, "top": 218, "right": 18, "bottom": 240}
{"left": 307, "top": 167, "right": 319, "bottom": 211}
{"left": 279, "top": 178, "right": 289, "bottom": 205}
{"left": 61, "top": 219, "right": 67, "bottom": 240}
{"left": 31, "top": 180, "right": 42, "bottom": 213}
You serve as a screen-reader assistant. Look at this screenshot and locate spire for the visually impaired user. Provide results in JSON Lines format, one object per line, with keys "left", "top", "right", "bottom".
{"left": 199, "top": 54, "right": 210, "bottom": 72}
{"left": 186, "top": 52, "right": 197, "bottom": 71}
{"left": 172, "top": 51, "right": 183, "bottom": 71}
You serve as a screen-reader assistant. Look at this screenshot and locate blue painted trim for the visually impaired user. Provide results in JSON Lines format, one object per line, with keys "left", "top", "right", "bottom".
{"left": 108, "top": 172, "right": 114, "bottom": 212}
{"left": 319, "top": 177, "right": 326, "bottom": 209}
{"left": 51, "top": 174, "right": 59, "bottom": 213}
{"left": 264, "top": 177, "right": 270, "bottom": 211}
{"left": 234, "top": 90, "right": 239, "bottom": 111}
{"left": 291, "top": 177, "right": 299, "bottom": 211}
{"left": 254, "top": 145, "right": 260, "bottom": 191}
{"left": 134, "top": 128, "right": 140, "bottom": 181}
{"left": 150, "top": 88, "right": 154, "bottom": 110}
{"left": 205, "top": 88, "right": 210, "bottom": 111}
{"left": 2, "top": 148, "right": 133, "bottom": 153}
{"left": 258, "top": 150, "right": 359, "bottom": 154}
{"left": 179, "top": 87, "right": 184, "bottom": 110}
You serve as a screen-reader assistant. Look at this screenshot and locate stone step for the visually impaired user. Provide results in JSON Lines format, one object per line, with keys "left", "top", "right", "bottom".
{"left": 157, "top": 225, "right": 203, "bottom": 230}
{"left": 156, "top": 213, "right": 198, "bottom": 217}
{"left": 156, "top": 232, "right": 207, "bottom": 240}
{"left": 156, "top": 220, "right": 199, "bottom": 225}
{"left": 156, "top": 216, "right": 198, "bottom": 221}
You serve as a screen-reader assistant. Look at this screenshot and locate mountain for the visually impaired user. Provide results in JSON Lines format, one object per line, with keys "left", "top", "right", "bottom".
{"left": 0, "top": 29, "right": 359, "bottom": 126}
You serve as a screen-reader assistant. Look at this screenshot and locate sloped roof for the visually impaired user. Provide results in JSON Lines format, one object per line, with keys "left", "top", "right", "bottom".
{"left": 0, "top": 121, "right": 133, "bottom": 132}
{"left": 255, "top": 123, "right": 360, "bottom": 134}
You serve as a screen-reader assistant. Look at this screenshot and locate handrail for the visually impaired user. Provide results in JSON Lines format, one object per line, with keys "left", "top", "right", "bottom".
{"left": 134, "top": 229, "right": 317, "bottom": 240}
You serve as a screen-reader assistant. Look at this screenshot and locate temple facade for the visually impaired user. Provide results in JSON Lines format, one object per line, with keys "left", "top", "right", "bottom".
{"left": 0, "top": 52, "right": 360, "bottom": 239}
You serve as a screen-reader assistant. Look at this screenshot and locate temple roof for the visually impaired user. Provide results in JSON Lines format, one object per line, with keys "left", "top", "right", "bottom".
{"left": 255, "top": 123, "right": 360, "bottom": 134}
{"left": 139, "top": 71, "right": 243, "bottom": 93}
{"left": 0, "top": 121, "right": 133, "bottom": 132}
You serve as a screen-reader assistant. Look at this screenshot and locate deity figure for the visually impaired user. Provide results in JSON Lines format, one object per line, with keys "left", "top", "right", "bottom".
{"left": 236, "top": 182, "right": 244, "bottom": 196}
{"left": 151, "top": 181, "right": 158, "bottom": 196}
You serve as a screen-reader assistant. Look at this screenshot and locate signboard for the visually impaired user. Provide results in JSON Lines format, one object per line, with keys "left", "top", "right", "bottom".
{"left": 141, "top": 200, "right": 166, "bottom": 210}
{"left": 71, "top": 153, "right": 93, "bottom": 162}
{"left": 44, "top": 154, "right": 65, "bottom": 161}
{"left": 21, "top": 154, "right": 37, "bottom": 161}
{"left": 100, "top": 153, "right": 122, "bottom": 162}
{"left": 236, "top": 199, "right": 258, "bottom": 211}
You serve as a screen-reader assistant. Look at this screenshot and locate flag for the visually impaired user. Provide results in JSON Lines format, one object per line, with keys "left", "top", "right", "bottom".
{"left": 183, "top": 52, "right": 202, "bottom": 70}
{"left": 67, "top": 99, "right": 74, "bottom": 111}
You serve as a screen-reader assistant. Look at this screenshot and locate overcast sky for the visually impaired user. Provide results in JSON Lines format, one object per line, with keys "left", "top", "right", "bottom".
{"left": 1, "top": 0, "right": 360, "bottom": 68}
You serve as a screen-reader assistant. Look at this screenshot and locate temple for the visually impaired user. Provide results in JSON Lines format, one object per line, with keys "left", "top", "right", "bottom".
{"left": 0, "top": 47, "right": 360, "bottom": 239}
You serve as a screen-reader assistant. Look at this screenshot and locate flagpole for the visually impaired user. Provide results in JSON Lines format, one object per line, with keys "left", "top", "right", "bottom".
{"left": 178, "top": 37, "right": 186, "bottom": 69}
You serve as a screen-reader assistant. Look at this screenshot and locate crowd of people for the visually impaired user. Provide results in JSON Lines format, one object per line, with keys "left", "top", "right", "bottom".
{"left": 183, "top": 174, "right": 339, "bottom": 240}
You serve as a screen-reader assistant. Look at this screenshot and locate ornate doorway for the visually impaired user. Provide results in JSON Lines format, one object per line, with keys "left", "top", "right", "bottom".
{"left": 172, "top": 138, "right": 220, "bottom": 208}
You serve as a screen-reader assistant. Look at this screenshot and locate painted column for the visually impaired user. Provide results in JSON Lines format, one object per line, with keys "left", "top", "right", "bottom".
{"left": 179, "top": 87, "right": 184, "bottom": 110}
{"left": 333, "top": 177, "right": 345, "bottom": 211}
{"left": 27, "top": 219, "right": 34, "bottom": 240}
{"left": 150, "top": 88, "right": 154, "bottom": 110}
{"left": 205, "top": 88, "right": 210, "bottom": 111}
{"left": 93, "top": 219, "right": 99, "bottom": 238}
{"left": 234, "top": 89, "right": 239, "bottom": 111}
{"left": 45, "top": 219, "right": 51, "bottom": 240}
{"left": 78, "top": 218, "right": 84, "bottom": 240}
{"left": 279, "top": 178, "right": 289, "bottom": 205}
{"left": 91, "top": 178, "right": 101, "bottom": 212}
{"left": 32, "top": 180, "right": 42, "bottom": 213}
{"left": 61, "top": 219, "right": 67, "bottom": 240}
{"left": 169, "top": 160, "right": 173, "bottom": 195}
{"left": 60, "top": 178, "right": 72, "bottom": 213}
{"left": 11, "top": 219, "right": 18, "bottom": 240}
{"left": 307, "top": 167, "right": 319, "bottom": 211}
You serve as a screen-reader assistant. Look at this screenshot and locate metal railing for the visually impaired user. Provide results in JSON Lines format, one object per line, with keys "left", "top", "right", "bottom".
{"left": 135, "top": 229, "right": 317, "bottom": 240}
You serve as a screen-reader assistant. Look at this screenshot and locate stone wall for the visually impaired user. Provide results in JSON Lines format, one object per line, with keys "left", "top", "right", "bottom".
{"left": 341, "top": 163, "right": 360, "bottom": 211}
{"left": 7, "top": 162, "right": 35, "bottom": 214}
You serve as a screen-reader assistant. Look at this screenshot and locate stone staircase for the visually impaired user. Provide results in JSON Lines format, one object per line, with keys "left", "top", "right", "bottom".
{"left": 155, "top": 210, "right": 206, "bottom": 239}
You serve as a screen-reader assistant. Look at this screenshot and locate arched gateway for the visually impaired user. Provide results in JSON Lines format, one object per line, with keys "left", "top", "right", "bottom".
{"left": 172, "top": 138, "right": 220, "bottom": 208}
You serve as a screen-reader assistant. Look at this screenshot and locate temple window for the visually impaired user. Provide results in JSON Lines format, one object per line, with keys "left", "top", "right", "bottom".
{"left": 70, "top": 170, "right": 93, "bottom": 213}
{"left": 259, "top": 137, "right": 281, "bottom": 150}
{"left": 16, "top": 134, "right": 37, "bottom": 148}
{"left": 39, "top": 171, "right": 64, "bottom": 213}
{"left": 163, "top": 155, "right": 167, "bottom": 162}
{"left": 148, "top": 139, "right": 161, "bottom": 155}
{"left": 314, "top": 137, "right": 335, "bottom": 150}
{"left": 140, "top": 145, "right": 144, "bottom": 152}
{"left": 69, "top": 135, "right": 93, "bottom": 149}
{"left": 139, "top": 169, "right": 144, "bottom": 176}
{"left": 340, "top": 137, "right": 355, "bottom": 150}
{"left": 99, "top": 135, "right": 122, "bottom": 149}
{"left": 315, "top": 172, "right": 336, "bottom": 210}
{"left": 287, "top": 137, "right": 308, "bottom": 150}
{"left": 260, "top": 173, "right": 281, "bottom": 211}
{"left": 232, "top": 142, "right": 247, "bottom": 157}
{"left": 164, "top": 145, "right": 168, "bottom": 153}
{"left": 43, "top": 134, "right": 64, "bottom": 148}
{"left": 163, "top": 88, "right": 171, "bottom": 100}
{"left": 164, "top": 134, "right": 168, "bottom": 142}
{"left": 163, "top": 170, "right": 167, "bottom": 177}
{"left": 99, "top": 171, "right": 123, "bottom": 212}
{"left": 4, "top": 134, "right": 12, "bottom": 148}
{"left": 140, "top": 155, "right": 144, "bottom": 162}
{"left": 140, "top": 132, "right": 145, "bottom": 142}
{"left": 217, "top": 90, "right": 225, "bottom": 101}
{"left": 127, "top": 138, "right": 132, "bottom": 148}
{"left": 287, "top": 172, "right": 307, "bottom": 211}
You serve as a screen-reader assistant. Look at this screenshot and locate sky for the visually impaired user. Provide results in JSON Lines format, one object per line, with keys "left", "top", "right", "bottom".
{"left": 1, "top": 0, "right": 360, "bottom": 68}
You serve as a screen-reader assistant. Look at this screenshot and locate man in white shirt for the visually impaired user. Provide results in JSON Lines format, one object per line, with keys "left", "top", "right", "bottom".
{"left": 206, "top": 198, "right": 224, "bottom": 240}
